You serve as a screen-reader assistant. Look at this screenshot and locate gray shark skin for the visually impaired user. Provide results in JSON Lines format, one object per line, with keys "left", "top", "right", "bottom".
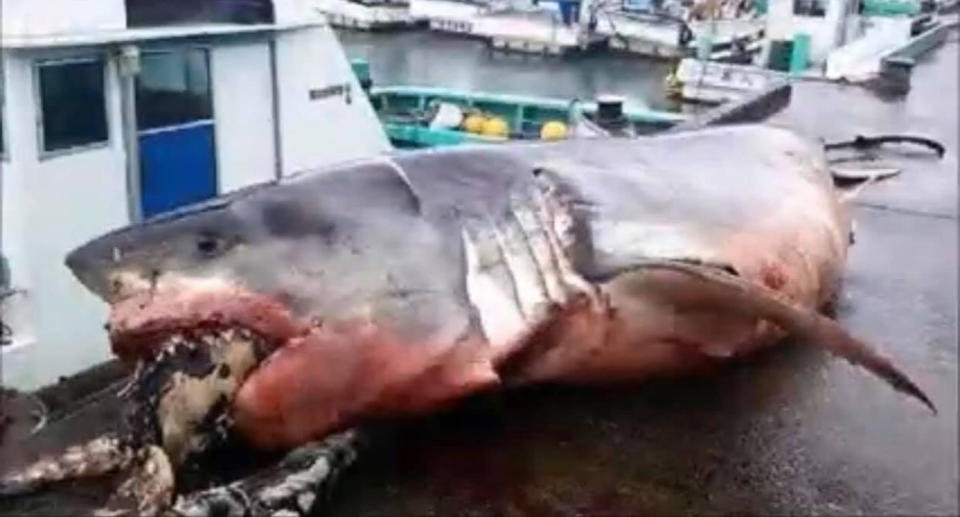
{"left": 66, "top": 123, "right": 933, "bottom": 447}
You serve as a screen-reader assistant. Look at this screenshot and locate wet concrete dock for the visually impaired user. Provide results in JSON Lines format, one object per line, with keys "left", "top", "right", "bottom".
{"left": 2, "top": 32, "right": 957, "bottom": 517}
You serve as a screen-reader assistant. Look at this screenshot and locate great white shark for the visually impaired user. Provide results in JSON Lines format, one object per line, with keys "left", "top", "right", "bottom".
{"left": 1, "top": 124, "right": 935, "bottom": 516}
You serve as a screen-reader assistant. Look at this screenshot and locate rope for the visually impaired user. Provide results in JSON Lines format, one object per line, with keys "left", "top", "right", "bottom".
{"left": 825, "top": 134, "right": 946, "bottom": 157}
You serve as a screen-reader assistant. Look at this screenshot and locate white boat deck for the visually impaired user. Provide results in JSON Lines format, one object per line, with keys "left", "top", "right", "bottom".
{"left": 596, "top": 11, "right": 765, "bottom": 58}
{"left": 475, "top": 8, "right": 596, "bottom": 54}
{"left": 688, "top": 17, "right": 765, "bottom": 44}
{"left": 408, "top": 0, "right": 599, "bottom": 54}
{"left": 410, "top": 0, "right": 490, "bottom": 33}
{"left": 315, "top": 0, "right": 424, "bottom": 30}
{"left": 673, "top": 57, "right": 784, "bottom": 103}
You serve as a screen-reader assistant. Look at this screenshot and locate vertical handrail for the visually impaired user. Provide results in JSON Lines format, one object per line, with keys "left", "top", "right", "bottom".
{"left": 118, "top": 45, "right": 144, "bottom": 223}
{"left": 269, "top": 35, "right": 285, "bottom": 180}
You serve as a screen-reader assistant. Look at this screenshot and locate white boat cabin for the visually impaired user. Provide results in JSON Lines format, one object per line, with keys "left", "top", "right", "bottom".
{"left": 764, "top": 0, "right": 863, "bottom": 62}
{"left": 0, "top": 0, "right": 391, "bottom": 389}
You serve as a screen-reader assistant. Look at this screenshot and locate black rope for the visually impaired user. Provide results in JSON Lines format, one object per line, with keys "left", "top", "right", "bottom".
{"left": 825, "top": 134, "right": 946, "bottom": 158}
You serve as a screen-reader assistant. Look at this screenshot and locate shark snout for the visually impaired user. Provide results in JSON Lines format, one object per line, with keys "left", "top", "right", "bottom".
{"left": 66, "top": 232, "right": 173, "bottom": 303}
{"left": 65, "top": 242, "right": 114, "bottom": 301}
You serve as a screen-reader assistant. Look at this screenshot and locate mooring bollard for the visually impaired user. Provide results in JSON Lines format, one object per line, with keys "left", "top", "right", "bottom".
{"left": 879, "top": 55, "right": 916, "bottom": 95}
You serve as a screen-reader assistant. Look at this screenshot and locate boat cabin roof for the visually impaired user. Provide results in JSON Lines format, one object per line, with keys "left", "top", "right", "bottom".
{"left": 1, "top": 0, "right": 319, "bottom": 50}
{"left": 1, "top": 21, "right": 320, "bottom": 50}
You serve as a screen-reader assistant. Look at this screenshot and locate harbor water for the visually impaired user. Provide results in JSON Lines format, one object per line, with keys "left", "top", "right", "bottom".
{"left": 336, "top": 29, "right": 695, "bottom": 114}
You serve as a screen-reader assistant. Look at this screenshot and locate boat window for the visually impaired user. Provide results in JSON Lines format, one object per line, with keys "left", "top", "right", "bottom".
{"left": 793, "top": 0, "right": 826, "bottom": 16}
{"left": 125, "top": 0, "right": 274, "bottom": 27}
{"left": 37, "top": 59, "right": 109, "bottom": 153}
{"left": 136, "top": 50, "right": 213, "bottom": 131}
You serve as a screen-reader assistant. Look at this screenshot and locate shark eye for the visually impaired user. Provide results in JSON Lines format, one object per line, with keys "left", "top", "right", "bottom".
{"left": 196, "top": 234, "right": 224, "bottom": 258}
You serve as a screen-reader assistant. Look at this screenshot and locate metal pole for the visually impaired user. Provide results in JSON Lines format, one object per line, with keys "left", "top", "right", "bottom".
{"left": 117, "top": 45, "right": 143, "bottom": 223}
{"left": 269, "top": 36, "right": 284, "bottom": 180}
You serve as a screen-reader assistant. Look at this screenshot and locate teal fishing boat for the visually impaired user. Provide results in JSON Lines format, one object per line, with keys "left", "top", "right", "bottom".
{"left": 350, "top": 58, "right": 688, "bottom": 148}
{"left": 351, "top": 58, "right": 689, "bottom": 148}
{"left": 367, "top": 85, "right": 690, "bottom": 148}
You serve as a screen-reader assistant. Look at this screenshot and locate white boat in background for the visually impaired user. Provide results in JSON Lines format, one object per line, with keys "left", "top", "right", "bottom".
{"left": 594, "top": 2, "right": 765, "bottom": 59}
{"left": 405, "top": 0, "right": 765, "bottom": 56}
{"left": 474, "top": 6, "right": 602, "bottom": 54}
{"left": 409, "top": 0, "right": 491, "bottom": 32}
{"left": 596, "top": 9, "right": 693, "bottom": 57}
{"left": 689, "top": 17, "right": 766, "bottom": 60}
{"left": 410, "top": 0, "right": 604, "bottom": 54}
{"left": 315, "top": 0, "right": 424, "bottom": 29}
{"left": 670, "top": 57, "right": 784, "bottom": 103}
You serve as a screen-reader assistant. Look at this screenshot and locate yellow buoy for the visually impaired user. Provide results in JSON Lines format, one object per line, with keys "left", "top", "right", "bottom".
{"left": 481, "top": 117, "right": 509, "bottom": 138}
{"left": 463, "top": 114, "right": 486, "bottom": 134}
{"left": 665, "top": 71, "right": 682, "bottom": 97}
{"left": 540, "top": 120, "right": 568, "bottom": 140}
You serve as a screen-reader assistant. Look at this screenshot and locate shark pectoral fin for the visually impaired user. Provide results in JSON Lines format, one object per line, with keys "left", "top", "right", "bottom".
{"left": 626, "top": 259, "right": 937, "bottom": 415}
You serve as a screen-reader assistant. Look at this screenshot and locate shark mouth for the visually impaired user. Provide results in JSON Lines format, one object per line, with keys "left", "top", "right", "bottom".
{"left": 103, "top": 280, "right": 420, "bottom": 500}
{"left": 1, "top": 281, "right": 372, "bottom": 516}
{"left": 0, "top": 327, "right": 272, "bottom": 515}
{"left": 103, "top": 286, "right": 315, "bottom": 492}
{"left": 105, "top": 286, "right": 308, "bottom": 362}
